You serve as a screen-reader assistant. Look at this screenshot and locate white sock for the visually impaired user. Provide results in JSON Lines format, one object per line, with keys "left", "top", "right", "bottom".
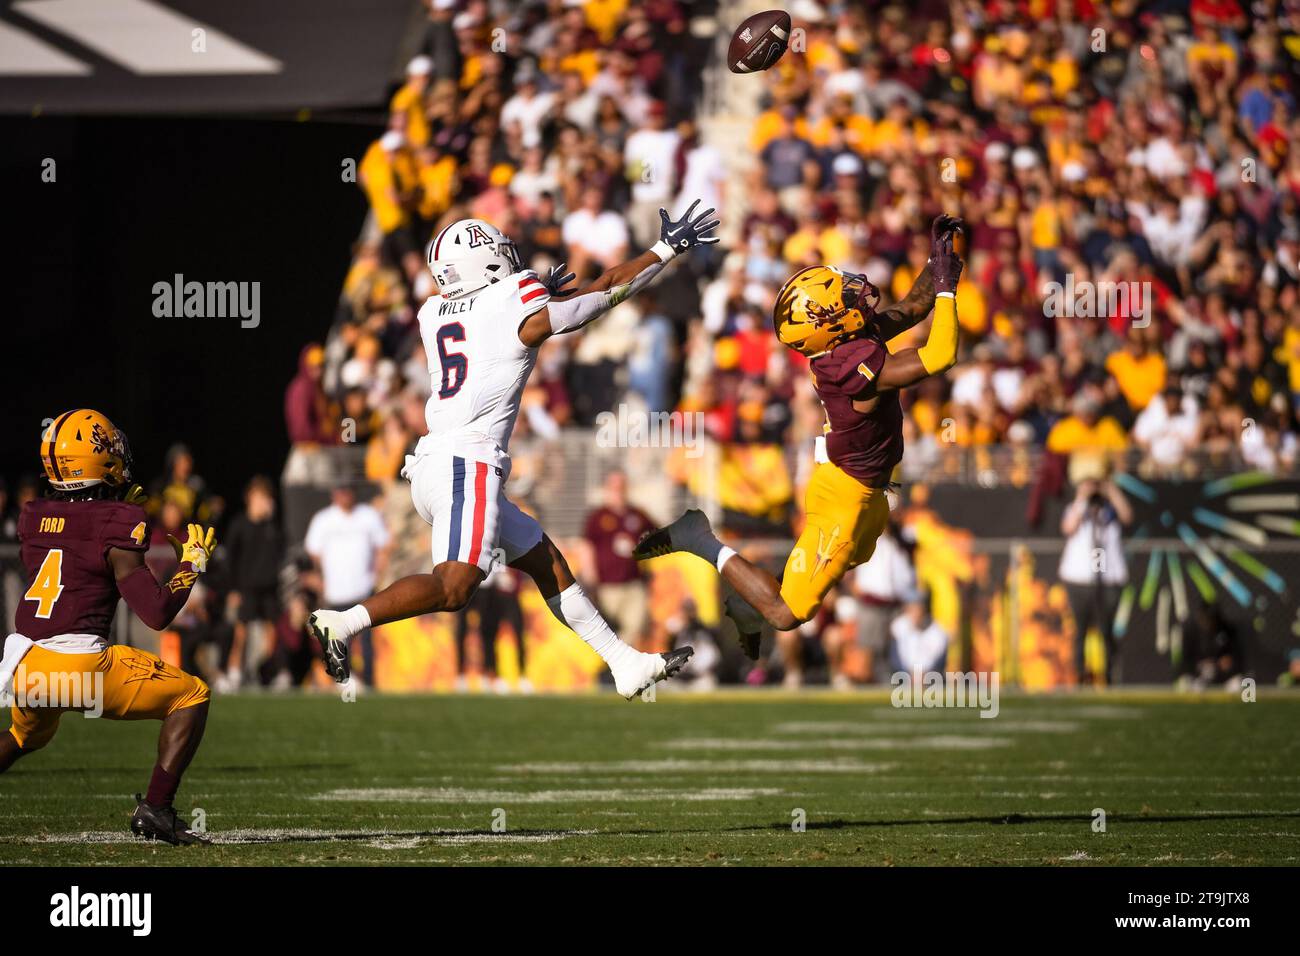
{"left": 338, "top": 604, "right": 371, "bottom": 639}
{"left": 545, "top": 583, "right": 638, "bottom": 671}
{"left": 716, "top": 546, "right": 737, "bottom": 573}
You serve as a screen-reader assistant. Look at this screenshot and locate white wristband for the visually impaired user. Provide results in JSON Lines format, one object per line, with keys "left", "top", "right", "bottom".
{"left": 936, "top": 291, "right": 955, "bottom": 299}
{"left": 650, "top": 240, "right": 676, "bottom": 263}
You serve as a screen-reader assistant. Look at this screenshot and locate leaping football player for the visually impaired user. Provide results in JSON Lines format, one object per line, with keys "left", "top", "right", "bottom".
{"left": 309, "top": 201, "right": 721, "bottom": 700}
{"left": 0, "top": 410, "right": 217, "bottom": 845}
{"left": 635, "top": 216, "right": 965, "bottom": 653}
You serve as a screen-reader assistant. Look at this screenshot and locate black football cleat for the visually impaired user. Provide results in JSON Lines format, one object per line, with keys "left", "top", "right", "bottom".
{"left": 632, "top": 509, "right": 716, "bottom": 562}
{"left": 662, "top": 645, "right": 694, "bottom": 679}
{"left": 633, "top": 526, "right": 674, "bottom": 561}
{"left": 130, "top": 794, "right": 210, "bottom": 846}
{"left": 308, "top": 610, "right": 351, "bottom": 683}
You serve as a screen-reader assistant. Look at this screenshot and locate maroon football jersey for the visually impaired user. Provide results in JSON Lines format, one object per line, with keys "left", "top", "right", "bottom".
{"left": 809, "top": 331, "right": 903, "bottom": 485}
{"left": 15, "top": 498, "right": 152, "bottom": 641}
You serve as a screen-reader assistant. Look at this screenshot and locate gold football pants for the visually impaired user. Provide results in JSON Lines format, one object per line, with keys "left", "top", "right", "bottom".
{"left": 7, "top": 644, "right": 209, "bottom": 751}
{"left": 779, "top": 462, "right": 891, "bottom": 622}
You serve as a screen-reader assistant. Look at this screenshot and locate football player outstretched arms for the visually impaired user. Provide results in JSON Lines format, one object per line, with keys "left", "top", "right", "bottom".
{"left": 632, "top": 215, "right": 965, "bottom": 645}
{"left": 308, "top": 203, "right": 718, "bottom": 703}
{"left": 517, "top": 199, "right": 719, "bottom": 347}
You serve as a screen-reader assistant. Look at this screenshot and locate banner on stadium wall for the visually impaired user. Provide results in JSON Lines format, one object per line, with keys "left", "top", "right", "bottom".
{"left": 371, "top": 552, "right": 722, "bottom": 692}
{"left": 0, "top": 0, "right": 414, "bottom": 114}
{"left": 913, "top": 472, "right": 1300, "bottom": 686}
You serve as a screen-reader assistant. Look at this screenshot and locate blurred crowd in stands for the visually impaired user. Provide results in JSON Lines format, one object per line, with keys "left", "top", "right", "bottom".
{"left": 8, "top": 0, "right": 1300, "bottom": 691}
{"left": 293, "top": 0, "right": 1300, "bottom": 532}
{"left": 270, "top": 0, "right": 1300, "bottom": 687}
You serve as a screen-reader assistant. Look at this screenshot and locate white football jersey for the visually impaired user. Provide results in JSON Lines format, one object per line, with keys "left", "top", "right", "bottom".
{"left": 414, "top": 269, "right": 551, "bottom": 467}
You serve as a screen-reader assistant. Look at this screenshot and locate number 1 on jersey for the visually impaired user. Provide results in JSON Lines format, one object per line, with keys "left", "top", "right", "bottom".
{"left": 436, "top": 322, "right": 468, "bottom": 399}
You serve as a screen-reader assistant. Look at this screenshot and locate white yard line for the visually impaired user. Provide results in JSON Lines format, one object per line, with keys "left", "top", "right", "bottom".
{"left": 496, "top": 759, "right": 899, "bottom": 774}
{"left": 657, "top": 736, "right": 1013, "bottom": 751}
{"left": 769, "top": 720, "right": 1082, "bottom": 734}
{"left": 312, "top": 787, "right": 785, "bottom": 803}
{"left": 7, "top": 826, "right": 599, "bottom": 846}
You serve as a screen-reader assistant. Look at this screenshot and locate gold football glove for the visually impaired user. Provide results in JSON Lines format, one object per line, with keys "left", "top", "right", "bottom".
{"left": 123, "top": 484, "right": 149, "bottom": 506}
{"left": 168, "top": 523, "right": 217, "bottom": 572}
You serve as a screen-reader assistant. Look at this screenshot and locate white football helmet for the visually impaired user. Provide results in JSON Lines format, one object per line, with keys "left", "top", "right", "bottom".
{"left": 427, "top": 218, "right": 522, "bottom": 299}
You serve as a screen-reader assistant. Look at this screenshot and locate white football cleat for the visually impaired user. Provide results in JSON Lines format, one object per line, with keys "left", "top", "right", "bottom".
{"left": 308, "top": 609, "right": 351, "bottom": 683}
{"left": 612, "top": 647, "right": 694, "bottom": 701}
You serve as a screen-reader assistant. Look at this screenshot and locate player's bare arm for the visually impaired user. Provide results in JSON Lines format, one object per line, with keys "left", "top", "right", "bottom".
{"left": 516, "top": 199, "right": 720, "bottom": 348}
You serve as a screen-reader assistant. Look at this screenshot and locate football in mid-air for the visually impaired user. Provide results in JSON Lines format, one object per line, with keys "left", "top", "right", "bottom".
{"left": 727, "top": 9, "right": 792, "bottom": 74}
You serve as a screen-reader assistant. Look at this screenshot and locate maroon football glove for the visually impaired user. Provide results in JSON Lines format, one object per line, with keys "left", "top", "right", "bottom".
{"left": 930, "top": 215, "right": 965, "bottom": 293}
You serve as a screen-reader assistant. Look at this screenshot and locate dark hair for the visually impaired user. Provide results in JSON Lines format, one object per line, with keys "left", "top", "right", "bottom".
{"left": 245, "top": 475, "right": 275, "bottom": 500}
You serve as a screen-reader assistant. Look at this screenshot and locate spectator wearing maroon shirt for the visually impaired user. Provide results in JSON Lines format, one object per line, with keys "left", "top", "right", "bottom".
{"left": 581, "top": 470, "right": 656, "bottom": 649}
{"left": 283, "top": 343, "right": 338, "bottom": 486}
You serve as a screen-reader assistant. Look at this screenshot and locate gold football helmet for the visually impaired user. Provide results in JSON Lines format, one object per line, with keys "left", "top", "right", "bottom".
{"left": 41, "top": 408, "right": 133, "bottom": 491}
{"left": 773, "top": 265, "right": 880, "bottom": 357}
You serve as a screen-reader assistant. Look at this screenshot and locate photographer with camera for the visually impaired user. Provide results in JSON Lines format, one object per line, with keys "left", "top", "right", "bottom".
{"left": 1058, "top": 473, "right": 1133, "bottom": 686}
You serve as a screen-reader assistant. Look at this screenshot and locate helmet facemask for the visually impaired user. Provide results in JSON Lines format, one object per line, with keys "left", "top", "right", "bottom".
{"left": 838, "top": 271, "right": 881, "bottom": 321}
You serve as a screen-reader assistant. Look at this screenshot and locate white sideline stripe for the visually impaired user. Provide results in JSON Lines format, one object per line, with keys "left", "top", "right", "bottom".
{"left": 10, "top": 826, "right": 597, "bottom": 846}
{"left": 770, "top": 720, "right": 1082, "bottom": 734}
{"left": 497, "top": 759, "right": 899, "bottom": 774}
{"left": 0, "top": 20, "right": 91, "bottom": 74}
{"left": 14, "top": 0, "right": 281, "bottom": 75}
{"left": 427, "top": 831, "right": 596, "bottom": 846}
{"left": 5, "top": 809, "right": 1291, "bottom": 848}
{"left": 367, "top": 830, "right": 597, "bottom": 849}
{"left": 658, "top": 736, "right": 1012, "bottom": 751}
{"left": 313, "top": 787, "right": 784, "bottom": 803}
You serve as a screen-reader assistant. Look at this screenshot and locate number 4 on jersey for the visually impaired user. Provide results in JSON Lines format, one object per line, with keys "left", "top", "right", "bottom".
{"left": 24, "top": 549, "right": 65, "bottom": 619}
{"left": 437, "top": 322, "right": 468, "bottom": 399}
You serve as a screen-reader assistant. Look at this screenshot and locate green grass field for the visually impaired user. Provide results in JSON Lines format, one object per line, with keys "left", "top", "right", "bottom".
{"left": 2, "top": 690, "right": 1298, "bottom": 866}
